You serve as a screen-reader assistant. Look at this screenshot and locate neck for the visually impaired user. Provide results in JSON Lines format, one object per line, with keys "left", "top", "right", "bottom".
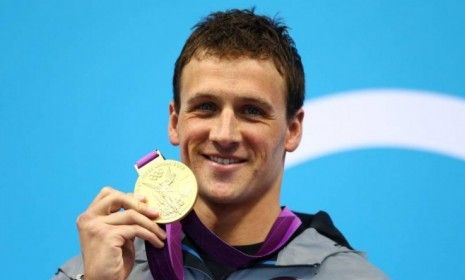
{"left": 193, "top": 197, "right": 281, "bottom": 246}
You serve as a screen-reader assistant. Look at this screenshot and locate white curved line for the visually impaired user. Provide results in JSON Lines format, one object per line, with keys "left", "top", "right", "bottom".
{"left": 285, "top": 89, "right": 465, "bottom": 168}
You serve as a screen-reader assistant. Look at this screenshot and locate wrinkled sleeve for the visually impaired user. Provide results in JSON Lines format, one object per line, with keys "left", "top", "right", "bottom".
{"left": 315, "top": 251, "right": 389, "bottom": 280}
{"left": 52, "top": 255, "right": 84, "bottom": 280}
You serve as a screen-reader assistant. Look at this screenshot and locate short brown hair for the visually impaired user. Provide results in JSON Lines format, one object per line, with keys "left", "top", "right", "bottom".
{"left": 173, "top": 8, "right": 305, "bottom": 120}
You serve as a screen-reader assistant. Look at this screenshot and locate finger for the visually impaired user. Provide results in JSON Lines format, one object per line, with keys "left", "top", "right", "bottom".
{"left": 104, "top": 209, "right": 166, "bottom": 240}
{"left": 89, "top": 186, "right": 117, "bottom": 207}
{"left": 127, "top": 192, "right": 147, "bottom": 203}
{"left": 90, "top": 187, "right": 146, "bottom": 207}
{"left": 115, "top": 225, "right": 165, "bottom": 248}
{"left": 89, "top": 191, "right": 159, "bottom": 217}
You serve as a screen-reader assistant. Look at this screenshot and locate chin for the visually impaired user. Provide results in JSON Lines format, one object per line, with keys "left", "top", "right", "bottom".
{"left": 199, "top": 187, "right": 241, "bottom": 206}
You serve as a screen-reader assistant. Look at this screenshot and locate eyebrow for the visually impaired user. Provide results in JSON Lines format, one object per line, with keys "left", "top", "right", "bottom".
{"left": 185, "top": 92, "right": 274, "bottom": 112}
{"left": 185, "top": 93, "right": 219, "bottom": 108}
{"left": 238, "top": 96, "right": 274, "bottom": 112}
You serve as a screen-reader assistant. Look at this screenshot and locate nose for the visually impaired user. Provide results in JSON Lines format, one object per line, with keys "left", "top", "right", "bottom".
{"left": 209, "top": 108, "right": 241, "bottom": 150}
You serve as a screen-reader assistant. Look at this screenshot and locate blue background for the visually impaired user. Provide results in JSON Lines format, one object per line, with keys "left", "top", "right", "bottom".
{"left": 1, "top": 1, "right": 464, "bottom": 279}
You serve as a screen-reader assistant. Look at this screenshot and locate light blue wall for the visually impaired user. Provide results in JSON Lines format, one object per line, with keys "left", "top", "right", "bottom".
{"left": 1, "top": 1, "right": 464, "bottom": 279}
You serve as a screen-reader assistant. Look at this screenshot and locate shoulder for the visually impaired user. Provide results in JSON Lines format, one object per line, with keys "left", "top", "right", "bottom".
{"left": 52, "top": 238, "right": 150, "bottom": 280}
{"left": 277, "top": 210, "right": 389, "bottom": 279}
{"left": 294, "top": 210, "right": 352, "bottom": 249}
{"left": 51, "top": 255, "right": 83, "bottom": 280}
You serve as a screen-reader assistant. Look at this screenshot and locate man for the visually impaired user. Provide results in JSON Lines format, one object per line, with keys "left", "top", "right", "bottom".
{"left": 54, "top": 9, "right": 387, "bottom": 280}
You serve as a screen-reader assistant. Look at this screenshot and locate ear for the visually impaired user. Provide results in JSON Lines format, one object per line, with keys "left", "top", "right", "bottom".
{"left": 284, "top": 108, "right": 304, "bottom": 152}
{"left": 168, "top": 102, "right": 180, "bottom": 146}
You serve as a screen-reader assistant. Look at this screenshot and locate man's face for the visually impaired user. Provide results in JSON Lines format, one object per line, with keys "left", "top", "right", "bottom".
{"left": 169, "top": 55, "right": 303, "bottom": 208}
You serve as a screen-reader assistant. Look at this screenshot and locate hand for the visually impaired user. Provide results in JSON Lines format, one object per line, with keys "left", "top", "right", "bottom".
{"left": 77, "top": 187, "right": 166, "bottom": 280}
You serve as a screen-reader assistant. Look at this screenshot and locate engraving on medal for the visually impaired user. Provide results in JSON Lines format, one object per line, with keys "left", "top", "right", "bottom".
{"left": 134, "top": 160, "right": 197, "bottom": 224}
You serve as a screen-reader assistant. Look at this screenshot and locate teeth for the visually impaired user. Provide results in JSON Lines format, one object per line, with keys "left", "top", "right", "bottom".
{"left": 210, "top": 156, "right": 240, "bottom": 165}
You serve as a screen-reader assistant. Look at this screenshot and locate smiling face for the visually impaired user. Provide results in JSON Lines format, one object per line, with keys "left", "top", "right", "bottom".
{"left": 169, "top": 55, "right": 303, "bottom": 210}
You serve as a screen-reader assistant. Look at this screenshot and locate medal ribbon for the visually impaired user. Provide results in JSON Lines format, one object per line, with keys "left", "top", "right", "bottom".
{"left": 146, "top": 208, "right": 301, "bottom": 280}
{"left": 135, "top": 150, "right": 160, "bottom": 169}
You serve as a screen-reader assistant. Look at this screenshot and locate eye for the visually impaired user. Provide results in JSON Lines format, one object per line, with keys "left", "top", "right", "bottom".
{"left": 242, "top": 105, "right": 265, "bottom": 117}
{"left": 195, "top": 102, "right": 217, "bottom": 113}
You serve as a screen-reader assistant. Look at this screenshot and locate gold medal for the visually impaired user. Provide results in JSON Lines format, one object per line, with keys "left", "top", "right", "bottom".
{"left": 134, "top": 159, "right": 198, "bottom": 224}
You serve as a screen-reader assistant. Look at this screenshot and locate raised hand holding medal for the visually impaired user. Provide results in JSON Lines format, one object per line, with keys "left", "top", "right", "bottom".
{"left": 134, "top": 150, "right": 198, "bottom": 224}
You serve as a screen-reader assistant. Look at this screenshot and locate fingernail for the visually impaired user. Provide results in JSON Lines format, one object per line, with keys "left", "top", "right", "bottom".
{"left": 153, "top": 241, "right": 164, "bottom": 248}
{"left": 134, "top": 194, "right": 145, "bottom": 201}
{"left": 147, "top": 207, "right": 159, "bottom": 215}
